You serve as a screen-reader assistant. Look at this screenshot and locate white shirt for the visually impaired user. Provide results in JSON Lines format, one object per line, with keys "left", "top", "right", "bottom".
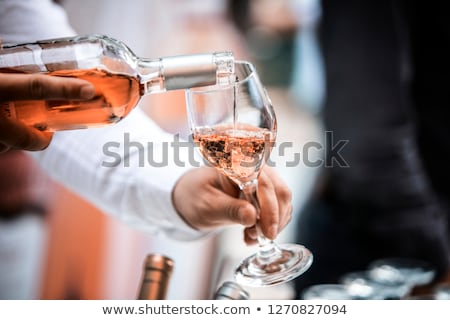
{"left": 0, "top": 0, "right": 205, "bottom": 240}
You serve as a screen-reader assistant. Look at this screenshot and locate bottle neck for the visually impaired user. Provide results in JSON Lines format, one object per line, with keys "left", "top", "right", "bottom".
{"left": 137, "top": 254, "right": 174, "bottom": 300}
{"left": 137, "top": 51, "right": 234, "bottom": 95}
{"left": 138, "top": 269, "right": 171, "bottom": 300}
{"left": 214, "top": 281, "right": 250, "bottom": 300}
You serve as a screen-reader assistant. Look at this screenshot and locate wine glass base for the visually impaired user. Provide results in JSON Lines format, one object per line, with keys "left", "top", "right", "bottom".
{"left": 234, "top": 243, "right": 313, "bottom": 287}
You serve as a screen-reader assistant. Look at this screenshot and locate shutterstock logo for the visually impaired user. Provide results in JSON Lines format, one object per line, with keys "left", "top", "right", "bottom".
{"left": 101, "top": 131, "right": 349, "bottom": 168}
{"left": 102, "top": 133, "right": 200, "bottom": 168}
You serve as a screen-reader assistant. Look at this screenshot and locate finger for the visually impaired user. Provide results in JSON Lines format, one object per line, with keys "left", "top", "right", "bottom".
{"left": 257, "top": 169, "right": 279, "bottom": 239}
{"left": 263, "top": 166, "right": 293, "bottom": 233}
{"left": 173, "top": 167, "right": 259, "bottom": 230}
{"left": 188, "top": 195, "right": 257, "bottom": 230}
{"left": 216, "top": 196, "right": 257, "bottom": 227}
{"left": 245, "top": 225, "right": 258, "bottom": 240}
{"left": 280, "top": 203, "right": 293, "bottom": 231}
{"left": 244, "top": 227, "right": 258, "bottom": 245}
{"left": 204, "top": 170, "right": 256, "bottom": 227}
{"left": 0, "top": 73, "right": 95, "bottom": 101}
{"left": 0, "top": 117, "right": 53, "bottom": 151}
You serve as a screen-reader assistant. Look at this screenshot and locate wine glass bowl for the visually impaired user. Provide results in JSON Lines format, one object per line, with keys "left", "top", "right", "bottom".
{"left": 186, "top": 61, "right": 313, "bottom": 287}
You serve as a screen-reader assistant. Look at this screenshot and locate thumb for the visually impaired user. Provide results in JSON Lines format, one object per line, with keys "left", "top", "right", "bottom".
{"left": 213, "top": 196, "right": 257, "bottom": 227}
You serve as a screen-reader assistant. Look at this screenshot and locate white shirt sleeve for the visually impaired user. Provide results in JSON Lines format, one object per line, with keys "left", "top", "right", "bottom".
{"left": 1, "top": 0, "right": 208, "bottom": 240}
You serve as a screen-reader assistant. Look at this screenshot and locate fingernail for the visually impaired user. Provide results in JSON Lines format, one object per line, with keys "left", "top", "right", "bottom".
{"left": 80, "top": 84, "right": 95, "bottom": 99}
{"left": 248, "top": 228, "right": 257, "bottom": 240}
{"left": 268, "top": 224, "right": 278, "bottom": 239}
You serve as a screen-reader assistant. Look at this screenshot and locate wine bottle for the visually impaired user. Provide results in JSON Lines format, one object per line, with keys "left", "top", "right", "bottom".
{"left": 0, "top": 34, "right": 234, "bottom": 131}
{"left": 214, "top": 281, "right": 249, "bottom": 300}
{"left": 137, "top": 254, "right": 174, "bottom": 300}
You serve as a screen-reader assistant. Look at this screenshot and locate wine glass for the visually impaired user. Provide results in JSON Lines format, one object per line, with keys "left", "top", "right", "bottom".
{"left": 185, "top": 61, "right": 313, "bottom": 287}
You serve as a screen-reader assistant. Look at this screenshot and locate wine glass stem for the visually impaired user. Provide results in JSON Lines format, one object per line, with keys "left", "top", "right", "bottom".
{"left": 240, "top": 180, "right": 282, "bottom": 262}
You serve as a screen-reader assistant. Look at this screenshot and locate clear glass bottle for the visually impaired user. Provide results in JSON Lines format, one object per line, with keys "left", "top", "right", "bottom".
{"left": 137, "top": 254, "right": 174, "bottom": 300}
{"left": 0, "top": 34, "right": 234, "bottom": 131}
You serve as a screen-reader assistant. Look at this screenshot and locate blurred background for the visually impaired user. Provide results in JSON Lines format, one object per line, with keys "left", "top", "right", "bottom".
{"left": 0, "top": 0, "right": 324, "bottom": 299}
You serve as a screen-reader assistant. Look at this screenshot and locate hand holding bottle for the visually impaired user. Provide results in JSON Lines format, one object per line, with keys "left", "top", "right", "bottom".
{"left": 172, "top": 166, "right": 293, "bottom": 243}
{"left": 0, "top": 72, "right": 95, "bottom": 153}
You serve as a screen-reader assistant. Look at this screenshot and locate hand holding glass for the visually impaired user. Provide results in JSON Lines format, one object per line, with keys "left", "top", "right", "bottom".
{"left": 186, "top": 61, "right": 313, "bottom": 287}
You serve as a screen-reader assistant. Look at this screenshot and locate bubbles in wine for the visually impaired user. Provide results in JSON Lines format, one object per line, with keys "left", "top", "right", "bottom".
{"left": 193, "top": 123, "right": 273, "bottom": 183}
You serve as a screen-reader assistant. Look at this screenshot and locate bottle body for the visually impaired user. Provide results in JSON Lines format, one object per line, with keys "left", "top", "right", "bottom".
{"left": 137, "top": 254, "right": 174, "bottom": 300}
{"left": 0, "top": 35, "right": 234, "bottom": 131}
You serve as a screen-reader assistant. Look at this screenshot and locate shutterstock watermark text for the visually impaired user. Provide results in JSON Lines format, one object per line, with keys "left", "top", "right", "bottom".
{"left": 101, "top": 131, "right": 349, "bottom": 168}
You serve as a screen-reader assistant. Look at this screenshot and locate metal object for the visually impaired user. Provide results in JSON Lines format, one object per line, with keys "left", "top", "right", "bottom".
{"left": 214, "top": 281, "right": 249, "bottom": 300}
